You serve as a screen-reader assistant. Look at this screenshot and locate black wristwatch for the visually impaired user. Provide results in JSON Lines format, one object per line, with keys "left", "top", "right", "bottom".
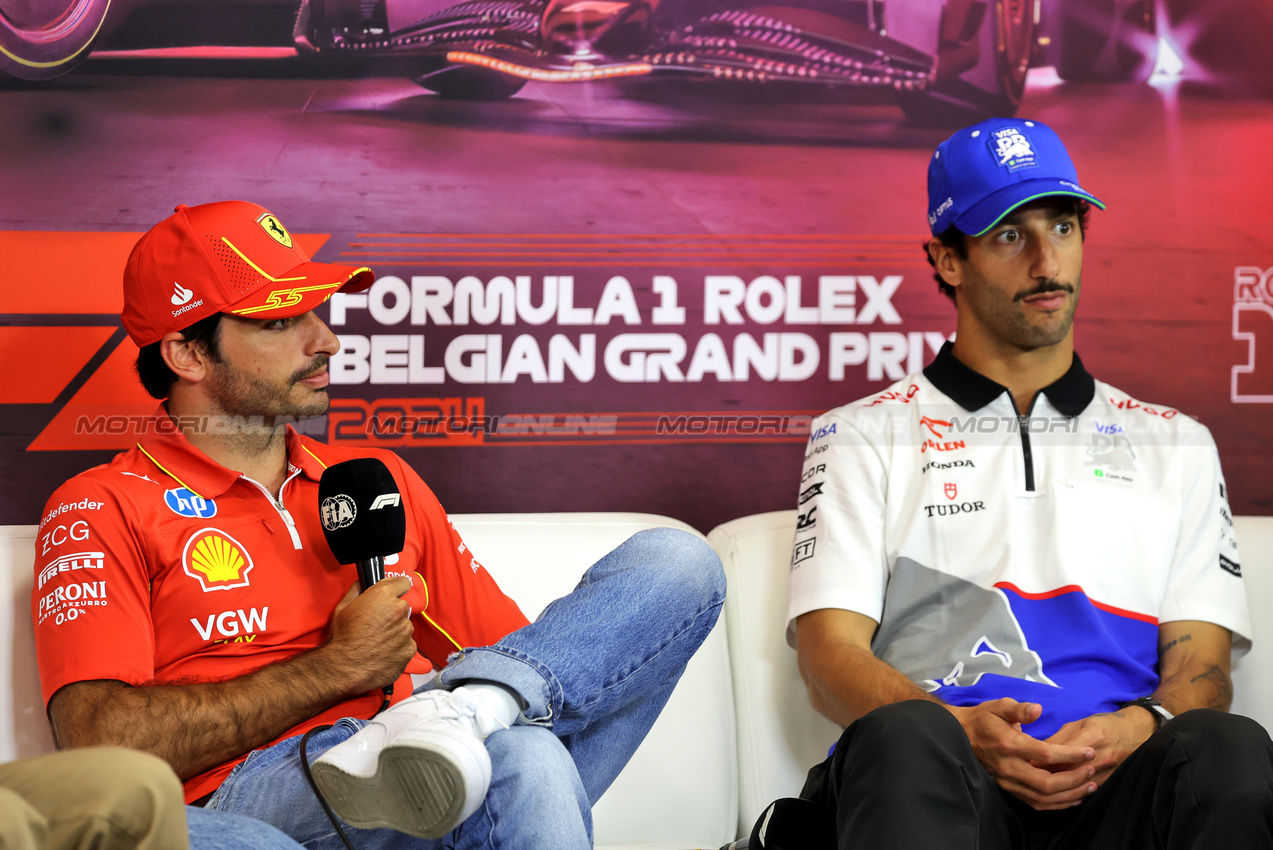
{"left": 1118, "top": 696, "right": 1174, "bottom": 730}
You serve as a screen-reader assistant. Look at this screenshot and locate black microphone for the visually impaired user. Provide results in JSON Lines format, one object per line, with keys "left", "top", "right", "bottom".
{"left": 318, "top": 458, "right": 407, "bottom": 704}
{"left": 318, "top": 458, "right": 406, "bottom": 591}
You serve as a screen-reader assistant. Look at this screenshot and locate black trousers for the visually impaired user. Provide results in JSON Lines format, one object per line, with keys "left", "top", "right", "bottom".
{"left": 792, "top": 700, "right": 1273, "bottom": 850}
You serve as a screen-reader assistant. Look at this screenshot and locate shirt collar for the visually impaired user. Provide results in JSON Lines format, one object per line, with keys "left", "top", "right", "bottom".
{"left": 922, "top": 341, "right": 1095, "bottom": 417}
{"left": 137, "top": 406, "right": 331, "bottom": 499}
{"left": 289, "top": 432, "right": 331, "bottom": 482}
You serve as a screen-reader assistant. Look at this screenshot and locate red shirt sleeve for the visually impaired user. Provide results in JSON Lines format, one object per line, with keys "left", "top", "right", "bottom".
{"left": 32, "top": 476, "right": 157, "bottom": 705}
{"left": 386, "top": 456, "right": 530, "bottom": 668}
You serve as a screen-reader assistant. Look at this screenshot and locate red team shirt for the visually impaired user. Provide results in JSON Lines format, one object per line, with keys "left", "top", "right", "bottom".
{"left": 32, "top": 408, "right": 529, "bottom": 802}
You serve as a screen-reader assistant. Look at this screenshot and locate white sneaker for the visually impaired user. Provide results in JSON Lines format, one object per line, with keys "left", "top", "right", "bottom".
{"left": 312, "top": 688, "right": 508, "bottom": 838}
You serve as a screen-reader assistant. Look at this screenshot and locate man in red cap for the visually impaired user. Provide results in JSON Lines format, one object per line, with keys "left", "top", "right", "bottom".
{"left": 32, "top": 201, "right": 724, "bottom": 849}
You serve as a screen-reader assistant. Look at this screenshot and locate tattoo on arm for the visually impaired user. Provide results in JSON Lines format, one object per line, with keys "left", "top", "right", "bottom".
{"left": 1158, "top": 633, "right": 1192, "bottom": 656}
{"left": 1190, "top": 664, "right": 1233, "bottom": 710}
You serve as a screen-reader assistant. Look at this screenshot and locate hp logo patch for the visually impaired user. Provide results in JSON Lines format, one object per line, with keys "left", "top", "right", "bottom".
{"left": 165, "top": 488, "right": 217, "bottom": 519}
{"left": 321, "top": 494, "right": 357, "bottom": 531}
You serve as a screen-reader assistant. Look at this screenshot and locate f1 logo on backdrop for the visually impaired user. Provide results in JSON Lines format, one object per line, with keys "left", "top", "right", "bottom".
{"left": 1233, "top": 266, "right": 1273, "bottom": 402}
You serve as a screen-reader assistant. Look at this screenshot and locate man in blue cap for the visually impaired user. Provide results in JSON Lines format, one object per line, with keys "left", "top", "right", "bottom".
{"left": 755, "top": 118, "right": 1273, "bottom": 848}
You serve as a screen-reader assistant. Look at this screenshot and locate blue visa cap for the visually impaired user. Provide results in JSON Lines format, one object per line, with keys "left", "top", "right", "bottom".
{"left": 926, "top": 117, "right": 1105, "bottom": 237}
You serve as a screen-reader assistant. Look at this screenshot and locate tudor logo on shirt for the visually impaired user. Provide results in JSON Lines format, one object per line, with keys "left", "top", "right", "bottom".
{"left": 923, "top": 501, "right": 986, "bottom": 518}
{"left": 944, "top": 483, "right": 958, "bottom": 500}
{"left": 182, "top": 529, "right": 255, "bottom": 592}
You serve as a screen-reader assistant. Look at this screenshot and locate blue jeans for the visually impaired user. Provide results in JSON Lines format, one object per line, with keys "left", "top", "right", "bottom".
{"left": 201, "top": 528, "right": 725, "bottom": 849}
{"left": 187, "top": 807, "right": 307, "bottom": 849}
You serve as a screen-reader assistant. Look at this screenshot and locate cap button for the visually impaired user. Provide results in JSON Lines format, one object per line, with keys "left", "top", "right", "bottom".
{"left": 173, "top": 204, "right": 189, "bottom": 213}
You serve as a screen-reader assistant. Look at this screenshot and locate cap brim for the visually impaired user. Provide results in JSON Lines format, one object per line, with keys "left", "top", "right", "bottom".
{"left": 224, "top": 261, "right": 374, "bottom": 320}
{"left": 955, "top": 180, "right": 1106, "bottom": 238}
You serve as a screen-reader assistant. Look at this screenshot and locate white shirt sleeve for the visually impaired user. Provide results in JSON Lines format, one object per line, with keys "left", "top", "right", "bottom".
{"left": 786, "top": 409, "right": 893, "bottom": 646}
{"left": 1157, "top": 425, "right": 1252, "bottom": 654}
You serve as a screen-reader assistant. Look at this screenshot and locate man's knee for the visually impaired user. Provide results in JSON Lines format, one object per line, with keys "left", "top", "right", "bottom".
{"left": 488, "top": 726, "right": 584, "bottom": 798}
{"left": 611, "top": 527, "right": 726, "bottom": 606}
{"left": 36, "top": 748, "right": 187, "bottom": 850}
{"left": 1161, "top": 709, "right": 1273, "bottom": 792}
{"left": 853, "top": 700, "right": 966, "bottom": 747}
{"left": 74, "top": 747, "right": 184, "bottom": 804}
{"left": 834, "top": 700, "right": 971, "bottom": 780}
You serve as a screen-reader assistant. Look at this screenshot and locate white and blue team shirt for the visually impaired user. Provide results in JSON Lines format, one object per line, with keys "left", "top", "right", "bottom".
{"left": 788, "top": 343, "right": 1250, "bottom": 738}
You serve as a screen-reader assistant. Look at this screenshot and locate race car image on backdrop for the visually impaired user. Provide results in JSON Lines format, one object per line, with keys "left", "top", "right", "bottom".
{"left": 4, "top": 0, "right": 1268, "bottom": 121}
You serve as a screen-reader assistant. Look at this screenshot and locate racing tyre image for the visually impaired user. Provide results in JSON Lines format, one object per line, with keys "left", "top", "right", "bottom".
{"left": 1053, "top": 0, "right": 1157, "bottom": 83}
{"left": 0, "top": 0, "right": 110, "bottom": 81}
{"left": 900, "top": 0, "right": 1034, "bottom": 125}
{"left": 414, "top": 63, "right": 528, "bottom": 100}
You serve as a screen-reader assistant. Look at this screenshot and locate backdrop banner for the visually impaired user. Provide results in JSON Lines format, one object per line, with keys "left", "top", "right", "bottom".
{"left": 2, "top": 0, "right": 1271, "bottom": 531}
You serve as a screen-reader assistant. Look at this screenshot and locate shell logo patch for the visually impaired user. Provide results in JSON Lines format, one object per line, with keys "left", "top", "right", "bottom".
{"left": 256, "top": 213, "right": 294, "bottom": 249}
{"left": 182, "top": 528, "right": 255, "bottom": 592}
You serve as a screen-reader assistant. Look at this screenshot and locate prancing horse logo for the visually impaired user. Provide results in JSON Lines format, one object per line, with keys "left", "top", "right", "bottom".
{"left": 257, "top": 213, "right": 294, "bottom": 248}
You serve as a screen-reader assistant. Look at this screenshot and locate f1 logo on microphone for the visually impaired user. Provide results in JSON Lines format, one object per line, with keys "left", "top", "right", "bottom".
{"left": 370, "top": 494, "right": 402, "bottom": 510}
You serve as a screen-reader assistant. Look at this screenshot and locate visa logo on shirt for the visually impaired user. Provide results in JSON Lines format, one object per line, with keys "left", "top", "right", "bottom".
{"left": 165, "top": 488, "right": 217, "bottom": 519}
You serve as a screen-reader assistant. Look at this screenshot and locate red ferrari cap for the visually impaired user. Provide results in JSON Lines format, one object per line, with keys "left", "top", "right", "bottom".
{"left": 121, "top": 201, "right": 374, "bottom": 346}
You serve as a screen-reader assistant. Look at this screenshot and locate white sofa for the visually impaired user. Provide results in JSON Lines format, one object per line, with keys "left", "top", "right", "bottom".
{"left": 3, "top": 514, "right": 1271, "bottom": 849}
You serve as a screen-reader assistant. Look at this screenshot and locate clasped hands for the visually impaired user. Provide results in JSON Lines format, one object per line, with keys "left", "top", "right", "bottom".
{"left": 945, "top": 698, "right": 1156, "bottom": 810}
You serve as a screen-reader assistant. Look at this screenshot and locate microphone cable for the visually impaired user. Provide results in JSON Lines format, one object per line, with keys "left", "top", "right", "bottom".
{"left": 299, "top": 693, "right": 393, "bottom": 850}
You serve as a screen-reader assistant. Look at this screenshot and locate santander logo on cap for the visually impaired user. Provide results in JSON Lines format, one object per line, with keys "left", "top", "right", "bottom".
{"left": 171, "top": 283, "right": 194, "bottom": 306}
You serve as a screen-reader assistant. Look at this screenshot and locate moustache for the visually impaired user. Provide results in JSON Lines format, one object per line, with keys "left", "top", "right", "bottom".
{"left": 1014, "top": 281, "right": 1074, "bottom": 302}
{"left": 291, "top": 355, "right": 330, "bottom": 384}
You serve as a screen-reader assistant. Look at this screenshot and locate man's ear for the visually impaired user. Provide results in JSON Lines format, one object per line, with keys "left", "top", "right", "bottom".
{"left": 159, "top": 332, "right": 211, "bottom": 385}
{"left": 927, "top": 238, "right": 964, "bottom": 291}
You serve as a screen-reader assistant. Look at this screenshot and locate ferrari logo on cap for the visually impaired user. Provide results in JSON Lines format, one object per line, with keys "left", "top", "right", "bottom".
{"left": 256, "top": 213, "right": 294, "bottom": 249}
{"left": 183, "top": 528, "right": 255, "bottom": 592}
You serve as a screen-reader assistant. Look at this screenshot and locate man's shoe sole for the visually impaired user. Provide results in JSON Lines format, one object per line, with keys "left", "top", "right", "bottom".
{"left": 312, "top": 740, "right": 491, "bottom": 839}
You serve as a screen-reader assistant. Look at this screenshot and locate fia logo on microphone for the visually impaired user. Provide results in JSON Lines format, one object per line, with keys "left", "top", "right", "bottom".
{"left": 321, "top": 494, "right": 357, "bottom": 531}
